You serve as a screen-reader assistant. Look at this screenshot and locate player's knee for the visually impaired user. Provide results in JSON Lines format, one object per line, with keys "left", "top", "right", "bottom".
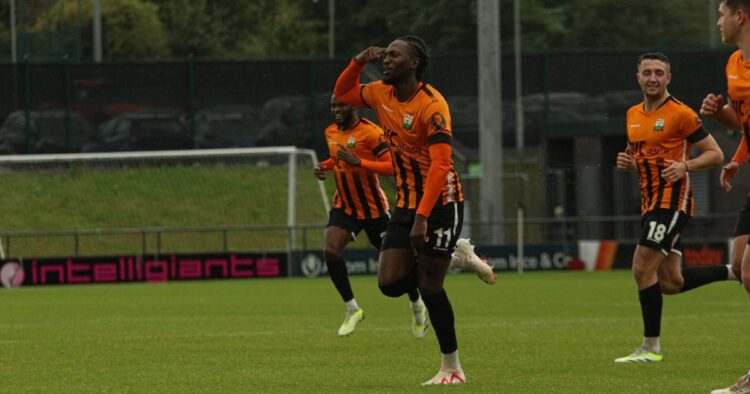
{"left": 324, "top": 248, "right": 342, "bottom": 263}
{"left": 657, "top": 273, "right": 682, "bottom": 294}
{"left": 659, "top": 280, "right": 681, "bottom": 295}
{"left": 631, "top": 263, "right": 652, "bottom": 285}
{"left": 378, "top": 281, "right": 405, "bottom": 298}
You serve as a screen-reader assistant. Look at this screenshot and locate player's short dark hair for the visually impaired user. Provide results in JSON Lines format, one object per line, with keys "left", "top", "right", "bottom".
{"left": 723, "top": 0, "right": 750, "bottom": 13}
{"left": 395, "top": 35, "right": 429, "bottom": 81}
{"left": 637, "top": 52, "right": 670, "bottom": 70}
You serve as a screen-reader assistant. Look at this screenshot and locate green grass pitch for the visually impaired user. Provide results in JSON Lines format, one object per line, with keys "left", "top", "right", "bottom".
{"left": 1, "top": 270, "right": 748, "bottom": 393}
{"left": 0, "top": 163, "right": 392, "bottom": 257}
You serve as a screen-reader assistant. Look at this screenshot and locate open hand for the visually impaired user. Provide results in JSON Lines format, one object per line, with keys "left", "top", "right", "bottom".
{"left": 720, "top": 161, "right": 741, "bottom": 192}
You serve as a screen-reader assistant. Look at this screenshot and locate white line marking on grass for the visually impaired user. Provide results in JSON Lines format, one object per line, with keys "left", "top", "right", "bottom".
{"left": 4, "top": 312, "right": 747, "bottom": 343}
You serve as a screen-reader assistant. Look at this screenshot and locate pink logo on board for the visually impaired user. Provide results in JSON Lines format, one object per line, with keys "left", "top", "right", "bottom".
{"left": 0, "top": 261, "right": 24, "bottom": 288}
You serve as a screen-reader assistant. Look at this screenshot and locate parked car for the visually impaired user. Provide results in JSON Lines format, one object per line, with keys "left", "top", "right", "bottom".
{"left": 0, "top": 110, "right": 96, "bottom": 154}
{"left": 256, "top": 94, "right": 330, "bottom": 148}
{"left": 83, "top": 111, "right": 192, "bottom": 152}
{"left": 194, "top": 106, "right": 262, "bottom": 149}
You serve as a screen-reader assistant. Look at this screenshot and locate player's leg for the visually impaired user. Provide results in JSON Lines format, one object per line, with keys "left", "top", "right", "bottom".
{"left": 713, "top": 240, "right": 750, "bottom": 390}
{"left": 325, "top": 225, "right": 356, "bottom": 304}
{"left": 377, "top": 210, "right": 419, "bottom": 298}
{"left": 658, "top": 237, "right": 731, "bottom": 295}
{"left": 366, "top": 217, "right": 419, "bottom": 301}
{"left": 324, "top": 210, "right": 363, "bottom": 336}
{"left": 377, "top": 248, "right": 417, "bottom": 296}
{"left": 709, "top": 201, "right": 750, "bottom": 392}
{"left": 365, "top": 217, "right": 428, "bottom": 338}
{"left": 730, "top": 197, "right": 750, "bottom": 280}
{"left": 656, "top": 252, "right": 684, "bottom": 295}
{"left": 451, "top": 238, "right": 496, "bottom": 284}
{"left": 419, "top": 202, "right": 466, "bottom": 385}
{"left": 615, "top": 210, "right": 674, "bottom": 363}
{"left": 741, "top": 236, "right": 750, "bottom": 296}
{"left": 730, "top": 235, "right": 748, "bottom": 281}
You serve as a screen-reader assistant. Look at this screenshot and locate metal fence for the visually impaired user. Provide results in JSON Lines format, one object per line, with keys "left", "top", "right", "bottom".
{"left": 0, "top": 213, "right": 738, "bottom": 261}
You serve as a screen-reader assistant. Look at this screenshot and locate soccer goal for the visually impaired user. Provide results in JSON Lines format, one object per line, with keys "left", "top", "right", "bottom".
{"left": 0, "top": 146, "right": 329, "bottom": 259}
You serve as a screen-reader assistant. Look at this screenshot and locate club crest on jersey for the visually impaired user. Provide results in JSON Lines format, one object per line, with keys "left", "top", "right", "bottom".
{"left": 403, "top": 114, "right": 414, "bottom": 131}
{"left": 347, "top": 136, "right": 356, "bottom": 148}
{"left": 654, "top": 118, "right": 665, "bottom": 132}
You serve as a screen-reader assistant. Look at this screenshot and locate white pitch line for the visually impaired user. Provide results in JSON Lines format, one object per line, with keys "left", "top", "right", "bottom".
{"left": 2, "top": 311, "right": 747, "bottom": 343}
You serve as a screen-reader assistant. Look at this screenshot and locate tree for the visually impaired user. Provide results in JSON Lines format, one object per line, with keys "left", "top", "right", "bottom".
{"left": 34, "top": 0, "right": 169, "bottom": 61}
{"left": 147, "top": 0, "right": 327, "bottom": 60}
{"left": 567, "top": 0, "right": 711, "bottom": 49}
{"left": 149, "top": 0, "right": 228, "bottom": 59}
{"left": 503, "top": 0, "right": 570, "bottom": 51}
{"left": 1, "top": 0, "right": 725, "bottom": 62}
{"left": 226, "top": 0, "right": 327, "bottom": 59}
{"left": 308, "top": 0, "right": 570, "bottom": 57}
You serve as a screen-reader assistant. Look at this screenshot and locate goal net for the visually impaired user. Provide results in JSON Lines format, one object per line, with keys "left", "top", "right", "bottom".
{"left": 0, "top": 147, "right": 329, "bottom": 258}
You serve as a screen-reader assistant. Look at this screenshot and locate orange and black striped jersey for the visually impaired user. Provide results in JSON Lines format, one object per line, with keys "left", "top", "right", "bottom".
{"left": 325, "top": 118, "right": 391, "bottom": 220}
{"left": 726, "top": 50, "right": 750, "bottom": 164}
{"left": 626, "top": 96, "right": 708, "bottom": 216}
{"left": 359, "top": 81, "right": 463, "bottom": 210}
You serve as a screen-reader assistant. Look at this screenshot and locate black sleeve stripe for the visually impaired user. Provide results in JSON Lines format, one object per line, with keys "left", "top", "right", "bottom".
{"left": 428, "top": 132, "right": 452, "bottom": 146}
{"left": 359, "top": 85, "right": 371, "bottom": 109}
{"left": 686, "top": 127, "right": 709, "bottom": 143}
{"left": 373, "top": 142, "right": 389, "bottom": 156}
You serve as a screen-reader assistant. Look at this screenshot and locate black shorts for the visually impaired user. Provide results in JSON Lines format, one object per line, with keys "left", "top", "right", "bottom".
{"left": 639, "top": 209, "right": 690, "bottom": 255}
{"left": 381, "top": 202, "right": 464, "bottom": 258}
{"left": 326, "top": 208, "right": 389, "bottom": 249}
{"left": 734, "top": 195, "right": 750, "bottom": 237}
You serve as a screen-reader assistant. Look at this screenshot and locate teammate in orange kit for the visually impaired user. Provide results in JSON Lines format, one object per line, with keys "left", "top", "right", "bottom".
{"left": 334, "top": 35, "right": 481, "bottom": 385}
{"left": 614, "top": 52, "right": 726, "bottom": 364}
{"left": 701, "top": 1, "right": 750, "bottom": 392}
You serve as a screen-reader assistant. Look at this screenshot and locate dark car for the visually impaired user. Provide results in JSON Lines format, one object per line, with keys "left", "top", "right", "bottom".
{"left": 0, "top": 110, "right": 97, "bottom": 154}
{"left": 256, "top": 94, "right": 331, "bottom": 148}
{"left": 84, "top": 111, "right": 193, "bottom": 152}
{"left": 194, "top": 106, "right": 262, "bottom": 149}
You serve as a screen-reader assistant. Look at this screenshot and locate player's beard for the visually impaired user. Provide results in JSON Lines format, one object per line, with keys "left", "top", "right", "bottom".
{"left": 336, "top": 111, "right": 354, "bottom": 128}
{"left": 382, "top": 72, "right": 402, "bottom": 86}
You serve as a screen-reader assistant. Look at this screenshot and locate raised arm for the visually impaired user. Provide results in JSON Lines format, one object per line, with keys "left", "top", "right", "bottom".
{"left": 334, "top": 47, "right": 384, "bottom": 108}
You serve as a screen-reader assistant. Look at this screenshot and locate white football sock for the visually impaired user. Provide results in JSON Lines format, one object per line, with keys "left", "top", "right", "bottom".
{"left": 642, "top": 337, "right": 661, "bottom": 354}
{"left": 345, "top": 298, "right": 359, "bottom": 312}
{"left": 441, "top": 350, "right": 462, "bottom": 371}
{"left": 411, "top": 296, "right": 423, "bottom": 314}
{"left": 448, "top": 254, "right": 463, "bottom": 270}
